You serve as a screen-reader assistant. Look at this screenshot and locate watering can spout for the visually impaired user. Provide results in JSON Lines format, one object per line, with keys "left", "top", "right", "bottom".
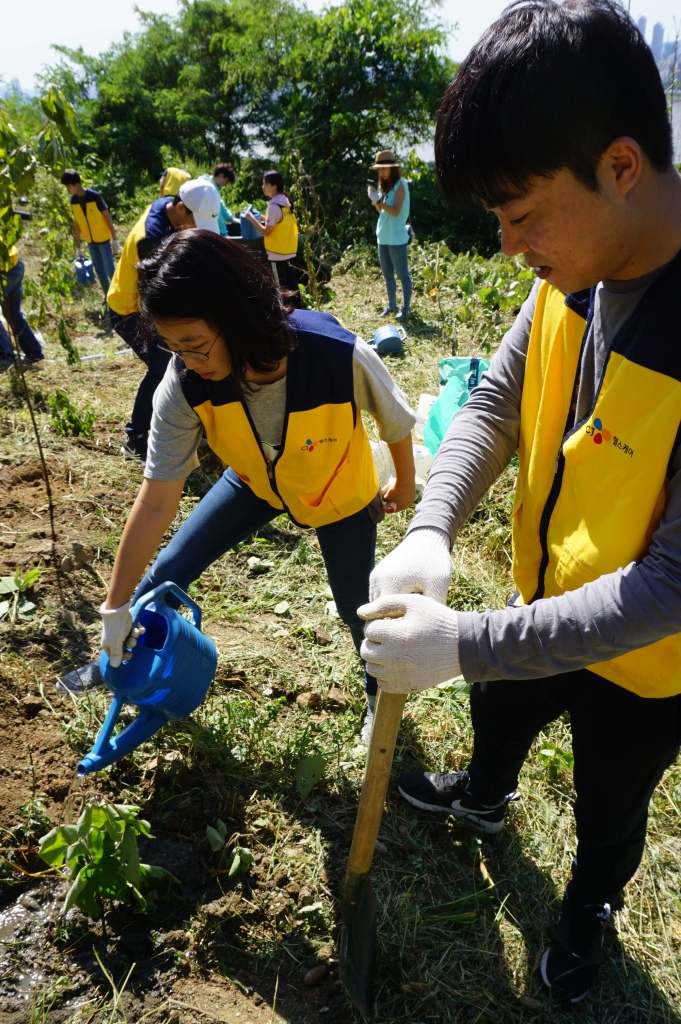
{"left": 77, "top": 701, "right": 166, "bottom": 776}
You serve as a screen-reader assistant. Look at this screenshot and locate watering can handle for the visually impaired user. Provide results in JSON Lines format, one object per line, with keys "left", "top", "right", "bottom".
{"left": 130, "top": 580, "right": 203, "bottom": 630}
{"left": 397, "top": 326, "right": 406, "bottom": 340}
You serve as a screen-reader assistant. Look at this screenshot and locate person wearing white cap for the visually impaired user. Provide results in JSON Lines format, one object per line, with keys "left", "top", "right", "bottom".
{"left": 107, "top": 178, "right": 222, "bottom": 460}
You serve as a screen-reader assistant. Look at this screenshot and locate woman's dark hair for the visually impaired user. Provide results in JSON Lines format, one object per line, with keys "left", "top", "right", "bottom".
{"left": 379, "top": 166, "right": 402, "bottom": 193}
{"left": 136, "top": 230, "right": 296, "bottom": 392}
{"left": 263, "top": 169, "right": 294, "bottom": 210}
{"left": 435, "top": 0, "right": 673, "bottom": 209}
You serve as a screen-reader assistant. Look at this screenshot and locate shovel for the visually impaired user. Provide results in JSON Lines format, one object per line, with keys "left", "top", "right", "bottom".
{"left": 339, "top": 690, "right": 407, "bottom": 1017}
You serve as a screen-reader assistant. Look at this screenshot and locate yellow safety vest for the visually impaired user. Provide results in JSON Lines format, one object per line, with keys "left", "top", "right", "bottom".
{"left": 71, "top": 193, "right": 111, "bottom": 244}
{"left": 178, "top": 310, "right": 378, "bottom": 528}
{"left": 265, "top": 202, "right": 299, "bottom": 257}
{"left": 512, "top": 268, "right": 681, "bottom": 697}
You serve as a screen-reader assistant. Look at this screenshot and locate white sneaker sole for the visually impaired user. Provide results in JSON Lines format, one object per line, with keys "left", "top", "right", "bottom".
{"left": 397, "top": 786, "right": 505, "bottom": 834}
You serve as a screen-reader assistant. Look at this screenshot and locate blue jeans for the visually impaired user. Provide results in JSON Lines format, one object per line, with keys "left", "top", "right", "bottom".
{"left": 378, "top": 243, "right": 412, "bottom": 313}
{"left": 108, "top": 309, "right": 170, "bottom": 440}
{"left": 135, "top": 467, "right": 379, "bottom": 697}
{"left": 0, "top": 260, "right": 43, "bottom": 360}
{"left": 87, "top": 241, "right": 115, "bottom": 299}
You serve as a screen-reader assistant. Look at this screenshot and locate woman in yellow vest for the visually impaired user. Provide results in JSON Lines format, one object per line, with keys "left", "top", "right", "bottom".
{"left": 98, "top": 230, "right": 415, "bottom": 742}
{"left": 243, "top": 170, "right": 300, "bottom": 304}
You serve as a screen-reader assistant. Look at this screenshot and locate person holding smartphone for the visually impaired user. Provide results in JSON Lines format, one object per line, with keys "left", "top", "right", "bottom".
{"left": 367, "top": 150, "right": 412, "bottom": 322}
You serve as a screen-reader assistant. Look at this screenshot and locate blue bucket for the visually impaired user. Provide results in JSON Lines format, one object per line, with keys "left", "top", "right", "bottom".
{"left": 240, "top": 204, "right": 263, "bottom": 240}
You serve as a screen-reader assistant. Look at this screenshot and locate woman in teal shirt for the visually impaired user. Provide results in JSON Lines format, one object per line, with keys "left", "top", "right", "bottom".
{"left": 368, "top": 150, "right": 412, "bottom": 322}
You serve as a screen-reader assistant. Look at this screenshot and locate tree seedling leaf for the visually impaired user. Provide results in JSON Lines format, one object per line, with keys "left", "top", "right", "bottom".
{"left": 294, "top": 754, "right": 327, "bottom": 798}
{"left": 206, "top": 825, "right": 226, "bottom": 852}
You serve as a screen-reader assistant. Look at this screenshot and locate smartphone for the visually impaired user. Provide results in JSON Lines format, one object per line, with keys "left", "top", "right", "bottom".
{"left": 366, "top": 179, "right": 376, "bottom": 186}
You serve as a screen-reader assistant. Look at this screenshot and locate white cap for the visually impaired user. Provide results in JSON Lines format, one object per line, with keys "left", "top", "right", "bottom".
{"left": 178, "top": 179, "right": 221, "bottom": 233}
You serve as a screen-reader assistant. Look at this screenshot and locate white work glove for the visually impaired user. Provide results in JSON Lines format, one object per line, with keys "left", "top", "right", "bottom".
{"left": 111, "top": 238, "right": 122, "bottom": 256}
{"left": 76, "top": 247, "right": 84, "bottom": 259}
{"left": 367, "top": 186, "right": 381, "bottom": 203}
{"left": 359, "top": 593, "right": 460, "bottom": 693}
{"left": 100, "top": 601, "right": 144, "bottom": 669}
{"left": 369, "top": 527, "right": 452, "bottom": 604}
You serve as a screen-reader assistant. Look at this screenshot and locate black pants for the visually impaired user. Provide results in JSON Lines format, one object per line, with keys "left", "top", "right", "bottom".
{"left": 269, "top": 259, "right": 301, "bottom": 307}
{"left": 108, "top": 308, "right": 170, "bottom": 439}
{"left": 467, "top": 670, "right": 681, "bottom": 904}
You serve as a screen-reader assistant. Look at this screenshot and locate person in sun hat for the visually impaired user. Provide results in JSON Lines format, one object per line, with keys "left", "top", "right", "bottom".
{"left": 98, "top": 229, "right": 416, "bottom": 745}
{"left": 358, "top": 0, "right": 681, "bottom": 1006}
{"left": 367, "top": 149, "right": 412, "bottom": 322}
{"left": 107, "top": 178, "right": 221, "bottom": 461}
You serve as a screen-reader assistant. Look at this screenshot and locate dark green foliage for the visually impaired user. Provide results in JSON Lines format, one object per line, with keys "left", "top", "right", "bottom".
{"left": 42, "top": 0, "right": 455, "bottom": 246}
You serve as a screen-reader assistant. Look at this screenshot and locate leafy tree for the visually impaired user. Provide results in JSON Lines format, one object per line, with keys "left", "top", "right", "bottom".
{"left": 273, "top": 0, "right": 454, "bottom": 233}
{"left": 44, "top": 0, "right": 453, "bottom": 240}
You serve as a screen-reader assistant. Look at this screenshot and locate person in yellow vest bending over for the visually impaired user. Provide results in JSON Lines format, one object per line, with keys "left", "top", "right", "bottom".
{"left": 107, "top": 179, "right": 221, "bottom": 461}
{"left": 360, "top": 0, "right": 681, "bottom": 1007}
{"left": 159, "top": 167, "right": 191, "bottom": 198}
{"left": 99, "top": 230, "right": 415, "bottom": 744}
{"left": 61, "top": 170, "right": 121, "bottom": 299}
{"left": 243, "top": 170, "right": 300, "bottom": 305}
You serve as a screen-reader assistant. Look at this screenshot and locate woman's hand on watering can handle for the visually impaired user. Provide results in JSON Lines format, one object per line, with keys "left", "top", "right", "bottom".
{"left": 100, "top": 601, "right": 145, "bottom": 668}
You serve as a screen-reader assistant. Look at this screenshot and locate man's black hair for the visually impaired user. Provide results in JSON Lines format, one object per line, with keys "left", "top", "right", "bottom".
{"left": 435, "top": 0, "right": 673, "bottom": 209}
{"left": 213, "top": 162, "right": 236, "bottom": 183}
{"left": 60, "top": 169, "right": 81, "bottom": 185}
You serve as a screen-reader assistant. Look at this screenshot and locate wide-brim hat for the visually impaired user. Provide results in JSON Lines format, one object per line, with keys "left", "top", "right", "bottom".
{"left": 369, "top": 149, "right": 400, "bottom": 170}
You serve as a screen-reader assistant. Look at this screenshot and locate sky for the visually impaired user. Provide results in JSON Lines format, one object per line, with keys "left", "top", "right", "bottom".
{"left": 1, "top": 0, "right": 680, "bottom": 94}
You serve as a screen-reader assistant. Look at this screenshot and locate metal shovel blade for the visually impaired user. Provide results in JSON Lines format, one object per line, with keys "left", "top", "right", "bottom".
{"left": 340, "top": 871, "right": 377, "bottom": 1017}
{"left": 338, "top": 691, "right": 407, "bottom": 1018}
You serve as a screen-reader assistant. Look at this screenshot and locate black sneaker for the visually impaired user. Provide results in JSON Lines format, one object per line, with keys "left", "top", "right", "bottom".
{"left": 378, "top": 306, "right": 398, "bottom": 318}
{"left": 120, "top": 436, "right": 148, "bottom": 461}
{"left": 397, "top": 769, "right": 519, "bottom": 834}
{"left": 540, "top": 895, "right": 611, "bottom": 1003}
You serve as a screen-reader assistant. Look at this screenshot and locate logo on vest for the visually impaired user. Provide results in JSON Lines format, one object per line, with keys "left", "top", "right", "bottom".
{"left": 586, "top": 417, "right": 611, "bottom": 445}
{"left": 301, "top": 437, "right": 338, "bottom": 452}
{"left": 585, "top": 418, "right": 633, "bottom": 457}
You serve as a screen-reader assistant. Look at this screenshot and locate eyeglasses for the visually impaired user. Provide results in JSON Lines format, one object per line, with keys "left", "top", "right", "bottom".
{"left": 157, "top": 330, "right": 220, "bottom": 362}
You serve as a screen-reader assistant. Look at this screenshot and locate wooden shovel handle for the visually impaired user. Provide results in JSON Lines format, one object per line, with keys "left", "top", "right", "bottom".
{"left": 346, "top": 690, "right": 407, "bottom": 877}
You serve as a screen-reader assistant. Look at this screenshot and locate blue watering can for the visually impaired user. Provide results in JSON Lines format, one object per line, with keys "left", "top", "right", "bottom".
{"left": 369, "top": 325, "right": 406, "bottom": 356}
{"left": 73, "top": 257, "right": 95, "bottom": 286}
{"left": 77, "top": 582, "right": 218, "bottom": 776}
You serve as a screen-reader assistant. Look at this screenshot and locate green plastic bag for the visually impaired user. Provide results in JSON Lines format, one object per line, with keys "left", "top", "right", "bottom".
{"left": 423, "top": 357, "right": 490, "bottom": 455}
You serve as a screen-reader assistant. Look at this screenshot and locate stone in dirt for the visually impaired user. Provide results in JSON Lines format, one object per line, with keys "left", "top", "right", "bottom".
{"left": 296, "top": 691, "right": 321, "bottom": 709}
{"left": 325, "top": 687, "right": 348, "bottom": 709}
{"left": 304, "top": 963, "right": 329, "bottom": 987}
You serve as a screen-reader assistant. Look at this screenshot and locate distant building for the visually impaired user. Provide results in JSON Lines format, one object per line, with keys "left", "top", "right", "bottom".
{"left": 651, "top": 22, "right": 665, "bottom": 62}
{"left": 10, "top": 78, "right": 21, "bottom": 93}
{"left": 663, "top": 41, "right": 676, "bottom": 61}
{"left": 637, "top": 15, "right": 647, "bottom": 40}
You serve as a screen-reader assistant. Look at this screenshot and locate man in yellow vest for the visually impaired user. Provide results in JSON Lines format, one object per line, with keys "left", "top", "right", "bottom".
{"left": 359, "top": 0, "right": 681, "bottom": 1006}
{"left": 61, "top": 170, "right": 121, "bottom": 298}
{"left": 107, "top": 178, "right": 221, "bottom": 460}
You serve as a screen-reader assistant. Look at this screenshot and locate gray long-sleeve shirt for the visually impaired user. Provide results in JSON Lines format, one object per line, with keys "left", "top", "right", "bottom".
{"left": 409, "top": 267, "right": 681, "bottom": 683}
